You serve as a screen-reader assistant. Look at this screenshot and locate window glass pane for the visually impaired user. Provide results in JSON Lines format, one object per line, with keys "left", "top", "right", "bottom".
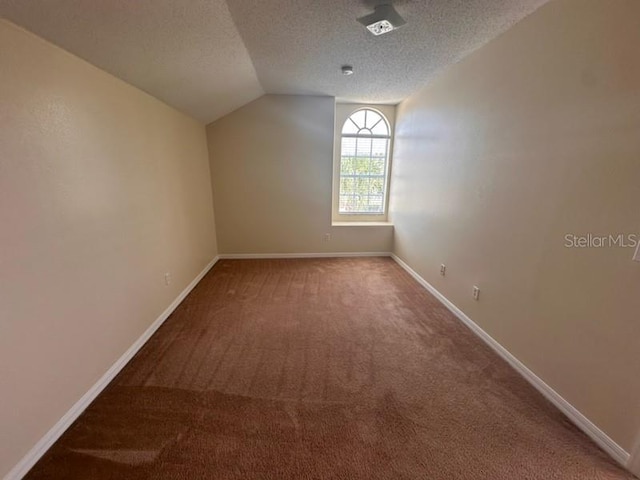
{"left": 356, "top": 176, "right": 369, "bottom": 194}
{"left": 341, "top": 137, "right": 356, "bottom": 156}
{"left": 365, "top": 110, "right": 382, "bottom": 129}
{"left": 342, "top": 119, "right": 359, "bottom": 134}
{"left": 371, "top": 177, "right": 384, "bottom": 194}
{"left": 356, "top": 137, "right": 372, "bottom": 157}
{"left": 368, "top": 195, "right": 383, "bottom": 211}
{"left": 350, "top": 110, "right": 366, "bottom": 129}
{"left": 371, "top": 120, "right": 389, "bottom": 136}
{"left": 340, "top": 157, "right": 354, "bottom": 174}
{"left": 355, "top": 157, "right": 370, "bottom": 173}
{"left": 340, "top": 177, "right": 355, "bottom": 193}
{"left": 370, "top": 159, "right": 385, "bottom": 175}
{"left": 372, "top": 138, "right": 387, "bottom": 156}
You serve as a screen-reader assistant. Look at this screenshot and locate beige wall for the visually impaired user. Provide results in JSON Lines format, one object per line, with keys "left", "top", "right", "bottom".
{"left": 0, "top": 20, "right": 217, "bottom": 476}
{"left": 390, "top": 0, "right": 640, "bottom": 451}
{"left": 207, "top": 95, "right": 393, "bottom": 254}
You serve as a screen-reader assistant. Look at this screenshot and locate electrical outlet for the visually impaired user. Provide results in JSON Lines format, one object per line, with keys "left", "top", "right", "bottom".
{"left": 324, "top": 233, "right": 331, "bottom": 242}
{"left": 164, "top": 272, "right": 171, "bottom": 286}
{"left": 440, "top": 264, "right": 446, "bottom": 276}
{"left": 472, "top": 286, "right": 480, "bottom": 301}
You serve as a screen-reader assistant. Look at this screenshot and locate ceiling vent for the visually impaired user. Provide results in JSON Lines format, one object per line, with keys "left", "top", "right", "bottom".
{"left": 357, "top": 4, "right": 406, "bottom": 36}
{"left": 341, "top": 65, "right": 354, "bottom": 76}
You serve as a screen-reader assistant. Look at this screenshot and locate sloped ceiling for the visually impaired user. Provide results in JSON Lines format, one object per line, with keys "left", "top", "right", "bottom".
{"left": 0, "top": 0, "right": 264, "bottom": 124}
{"left": 0, "top": 0, "right": 549, "bottom": 124}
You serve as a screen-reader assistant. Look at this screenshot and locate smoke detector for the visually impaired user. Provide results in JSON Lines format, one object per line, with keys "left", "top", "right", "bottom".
{"left": 357, "top": 4, "right": 406, "bottom": 36}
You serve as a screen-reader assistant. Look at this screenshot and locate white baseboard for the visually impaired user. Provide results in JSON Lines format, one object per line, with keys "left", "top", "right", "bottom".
{"left": 4, "top": 256, "right": 220, "bottom": 480}
{"left": 390, "top": 253, "right": 630, "bottom": 468}
{"left": 218, "top": 252, "right": 392, "bottom": 259}
{"left": 629, "top": 439, "right": 640, "bottom": 476}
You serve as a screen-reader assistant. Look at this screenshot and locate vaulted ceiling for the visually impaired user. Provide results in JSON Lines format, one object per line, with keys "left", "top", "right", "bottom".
{"left": 0, "top": 0, "right": 548, "bottom": 124}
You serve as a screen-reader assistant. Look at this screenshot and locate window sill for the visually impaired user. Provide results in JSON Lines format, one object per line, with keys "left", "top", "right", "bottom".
{"left": 331, "top": 222, "right": 394, "bottom": 227}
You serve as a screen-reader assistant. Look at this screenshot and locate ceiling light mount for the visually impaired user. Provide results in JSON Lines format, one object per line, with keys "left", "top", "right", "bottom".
{"left": 341, "top": 65, "right": 354, "bottom": 76}
{"left": 357, "top": 4, "right": 406, "bottom": 36}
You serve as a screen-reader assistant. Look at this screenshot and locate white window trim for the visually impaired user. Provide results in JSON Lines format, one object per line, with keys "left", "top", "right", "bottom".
{"left": 332, "top": 103, "right": 396, "bottom": 223}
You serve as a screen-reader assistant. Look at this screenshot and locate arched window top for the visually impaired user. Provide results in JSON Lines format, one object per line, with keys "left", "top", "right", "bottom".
{"left": 341, "top": 108, "right": 389, "bottom": 137}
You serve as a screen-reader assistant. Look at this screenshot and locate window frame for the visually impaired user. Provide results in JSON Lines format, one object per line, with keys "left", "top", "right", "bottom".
{"left": 332, "top": 104, "right": 396, "bottom": 223}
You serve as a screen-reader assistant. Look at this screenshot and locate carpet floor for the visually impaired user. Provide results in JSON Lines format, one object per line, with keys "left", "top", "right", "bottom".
{"left": 26, "top": 258, "right": 634, "bottom": 479}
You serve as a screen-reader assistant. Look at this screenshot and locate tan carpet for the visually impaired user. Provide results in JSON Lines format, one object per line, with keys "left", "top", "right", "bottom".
{"left": 26, "top": 258, "right": 634, "bottom": 479}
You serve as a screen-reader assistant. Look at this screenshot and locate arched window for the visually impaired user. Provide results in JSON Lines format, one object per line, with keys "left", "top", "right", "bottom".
{"left": 338, "top": 108, "right": 391, "bottom": 214}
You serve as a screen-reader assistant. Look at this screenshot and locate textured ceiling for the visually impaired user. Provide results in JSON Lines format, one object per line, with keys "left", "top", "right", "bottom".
{"left": 0, "top": 0, "right": 264, "bottom": 123}
{"left": 228, "top": 0, "right": 549, "bottom": 104}
{"left": 0, "top": 0, "right": 549, "bottom": 122}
